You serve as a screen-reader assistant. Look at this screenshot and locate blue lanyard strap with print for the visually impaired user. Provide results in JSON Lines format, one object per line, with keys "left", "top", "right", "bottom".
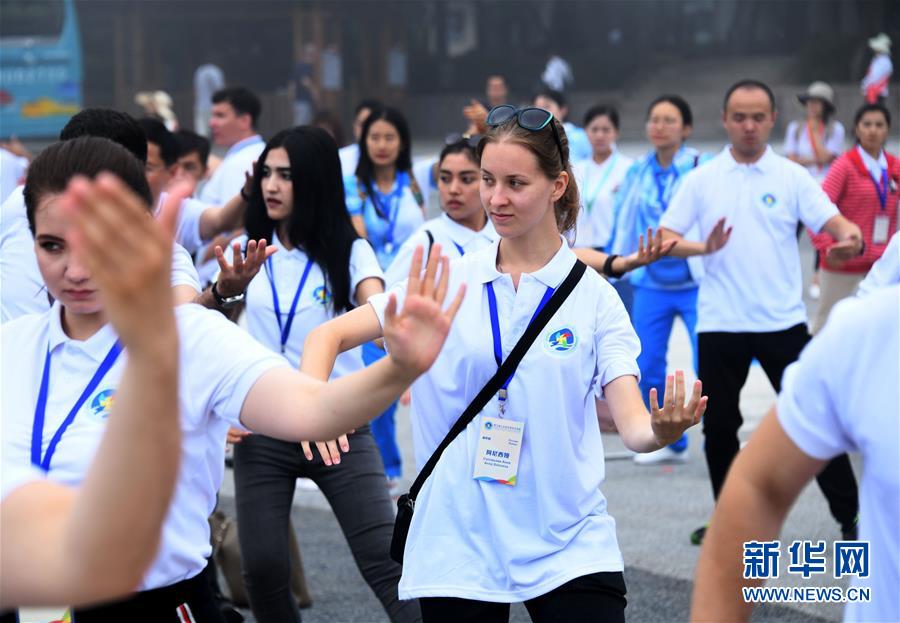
{"left": 871, "top": 169, "right": 888, "bottom": 211}
{"left": 376, "top": 171, "right": 407, "bottom": 252}
{"left": 265, "top": 256, "right": 314, "bottom": 353}
{"left": 652, "top": 163, "right": 679, "bottom": 212}
{"left": 485, "top": 282, "right": 554, "bottom": 412}
{"left": 584, "top": 153, "right": 619, "bottom": 213}
{"left": 31, "top": 340, "right": 123, "bottom": 472}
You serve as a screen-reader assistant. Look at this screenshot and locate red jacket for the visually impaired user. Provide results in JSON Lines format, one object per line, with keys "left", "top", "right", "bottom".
{"left": 810, "top": 147, "right": 900, "bottom": 273}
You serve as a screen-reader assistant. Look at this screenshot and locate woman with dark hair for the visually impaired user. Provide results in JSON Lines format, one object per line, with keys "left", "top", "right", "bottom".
{"left": 344, "top": 106, "right": 425, "bottom": 487}
{"left": 809, "top": 103, "right": 898, "bottom": 333}
{"left": 784, "top": 81, "right": 845, "bottom": 183}
{"left": 231, "top": 126, "right": 419, "bottom": 623}
{"left": 4, "top": 135, "right": 456, "bottom": 622}
{"left": 384, "top": 138, "right": 496, "bottom": 287}
{"left": 304, "top": 106, "right": 706, "bottom": 622}
{"left": 607, "top": 94, "right": 710, "bottom": 465}
{"left": 572, "top": 105, "right": 633, "bottom": 251}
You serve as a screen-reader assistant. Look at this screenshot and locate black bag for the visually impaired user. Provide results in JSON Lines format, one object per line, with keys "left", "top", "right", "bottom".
{"left": 390, "top": 260, "right": 587, "bottom": 563}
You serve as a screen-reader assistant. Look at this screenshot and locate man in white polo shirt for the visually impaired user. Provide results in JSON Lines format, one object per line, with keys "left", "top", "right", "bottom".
{"left": 659, "top": 80, "right": 863, "bottom": 545}
{"left": 199, "top": 86, "right": 265, "bottom": 206}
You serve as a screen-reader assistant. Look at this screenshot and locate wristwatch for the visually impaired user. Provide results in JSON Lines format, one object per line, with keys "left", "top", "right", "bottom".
{"left": 211, "top": 281, "right": 245, "bottom": 308}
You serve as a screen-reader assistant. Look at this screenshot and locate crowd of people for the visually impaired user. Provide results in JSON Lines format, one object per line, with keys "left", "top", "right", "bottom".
{"left": 0, "top": 31, "right": 897, "bottom": 623}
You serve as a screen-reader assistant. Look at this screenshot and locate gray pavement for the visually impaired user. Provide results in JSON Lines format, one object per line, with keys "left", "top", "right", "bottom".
{"left": 218, "top": 230, "right": 854, "bottom": 622}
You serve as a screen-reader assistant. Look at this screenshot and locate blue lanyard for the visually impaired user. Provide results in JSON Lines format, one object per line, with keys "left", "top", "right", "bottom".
{"left": 31, "top": 340, "right": 123, "bottom": 472}
{"left": 485, "top": 282, "right": 554, "bottom": 410}
{"left": 871, "top": 168, "right": 888, "bottom": 211}
{"left": 652, "top": 164, "right": 679, "bottom": 212}
{"left": 374, "top": 172, "right": 408, "bottom": 251}
{"left": 453, "top": 242, "right": 465, "bottom": 256}
{"left": 265, "top": 256, "right": 314, "bottom": 353}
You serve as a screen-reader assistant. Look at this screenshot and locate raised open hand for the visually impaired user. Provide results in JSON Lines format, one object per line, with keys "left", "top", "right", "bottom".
{"left": 383, "top": 244, "right": 465, "bottom": 376}
{"left": 649, "top": 371, "right": 707, "bottom": 447}
{"left": 623, "top": 227, "right": 678, "bottom": 271}
{"left": 214, "top": 238, "right": 277, "bottom": 298}
{"left": 704, "top": 217, "right": 732, "bottom": 255}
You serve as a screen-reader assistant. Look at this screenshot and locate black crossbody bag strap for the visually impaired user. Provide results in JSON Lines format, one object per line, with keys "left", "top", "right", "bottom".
{"left": 409, "top": 259, "right": 587, "bottom": 500}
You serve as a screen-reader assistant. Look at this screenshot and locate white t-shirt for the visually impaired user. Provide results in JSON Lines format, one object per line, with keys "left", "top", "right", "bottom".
{"left": 338, "top": 143, "right": 360, "bottom": 179}
{"left": 383, "top": 213, "right": 497, "bottom": 287}
{"left": 782, "top": 120, "right": 845, "bottom": 182}
{"left": 156, "top": 193, "right": 216, "bottom": 256}
{"left": 199, "top": 135, "right": 265, "bottom": 206}
{"left": 862, "top": 54, "right": 893, "bottom": 96}
{"left": 1, "top": 187, "right": 201, "bottom": 322}
{"left": 0, "top": 302, "right": 289, "bottom": 589}
{"left": 857, "top": 231, "right": 900, "bottom": 297}
{"left": 659, "top": 146, "right": 839, "bottom": 333}
{"left": 368, "top": 238, "right": 640, "bottom": 602}
{"left": 0, "top": 148, "right": 28, "bottom": 204}
{"left": 776, "top": 286, "right": 899, "bottom": 623}
{"left": 240, "top": 233, "right": 383, "bottom": 375}
{"left": 572, "top": 152, "right": 634, "bottom": 249}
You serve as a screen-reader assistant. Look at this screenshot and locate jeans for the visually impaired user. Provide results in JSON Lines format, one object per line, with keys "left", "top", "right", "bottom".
{"left": 233, "top": 427, "right": 420, "bottom": 623}
{"left": 632, "top": 285, "right": 699, "bottom": 452}
{"left": 363, "top": 341, "right": 403, "bottom": 478}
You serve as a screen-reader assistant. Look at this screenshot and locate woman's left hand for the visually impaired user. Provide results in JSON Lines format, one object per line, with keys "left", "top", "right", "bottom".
{"left": 623, "top": 227, "right": 677, "bottom": 271}
{"left": 649, "top": 371, "right": 707, "bottom": 447}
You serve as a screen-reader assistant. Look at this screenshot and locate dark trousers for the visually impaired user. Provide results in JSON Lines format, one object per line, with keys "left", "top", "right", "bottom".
{"left": 233, "top": 426, "right": 420, "bottom": 623}
{"left": 419, "top": 571, "right": 627, "bottom": 623}
{"left": 698, "top": 324, "right": 858, "bottom": 529}
{"left": 72, "top": 564, "right": 224, "bottom": 622}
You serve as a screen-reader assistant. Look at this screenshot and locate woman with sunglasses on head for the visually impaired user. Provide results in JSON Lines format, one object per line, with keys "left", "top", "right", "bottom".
{"left": 303, "top": 105, "right": 708, "bottom": 622}
{"left": 227, "top": 126, "right": 420, "bottom": 623}
{"left": 3, "top": 136, "right": 459, "bottom": 622}
{"left": 384, "top": 137, "right": 497, "bottom": 287}
{"left": 344, "top": 106, "right": 426, "bottom": 489}
{"left": 607, "top": 95, "right": 712, "bottom": 466}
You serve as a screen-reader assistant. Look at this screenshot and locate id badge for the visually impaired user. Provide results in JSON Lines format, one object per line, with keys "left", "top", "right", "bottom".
{"left": 873, "top": 215, "right": 890, "bottom": 244}
{"left": 473, "top": 416, "right": 524, "bottom": 486}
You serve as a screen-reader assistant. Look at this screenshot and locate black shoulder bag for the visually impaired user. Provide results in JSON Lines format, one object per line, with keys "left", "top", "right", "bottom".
{"left": 390, "top": 259, "right": 587, "bottom": 563}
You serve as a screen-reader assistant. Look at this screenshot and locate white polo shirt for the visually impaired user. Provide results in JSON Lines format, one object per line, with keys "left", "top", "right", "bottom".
{"left": 1, "top": 187, "right": 201, "bottom": 322}
{"left": 857, "top": 231, "right": 900, "bottom": 298}
{"left": 0, "top": 302, "right": 289, "bottom": 589}
{"left": 156, "top": 192, "right": 217, "bottom": 256}
{"left": 338, "top": 143, "right": 360, "bottom": 179}
{"left": 199, "top": 135, "right": 265, "bottom": 205}
{"left": 383, "top": 213, "right": 497, "bottom": 287}
{"left": 572, "top": 151, "right": 633, "bottom": 249}
{"left": 239, "top": 233, "right": 383, "bottom": 374}
{"left": 659, "top": 146, "right": 839, "bottom": 333}
{"left": 776, "top": 286, "right": 899, "bottom": 623}
{"left": 369, "top": 237, "right": 640, "bottom": 602}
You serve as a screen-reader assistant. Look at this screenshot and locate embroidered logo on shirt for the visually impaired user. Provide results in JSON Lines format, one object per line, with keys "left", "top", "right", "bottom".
{"left": 312, "top": 286, "right": 332, "bottom": 306}
{"left": 484, "top": 421, "right": 493, "bottom": 431}
{"left": 544, "top": 327, "right": 578, "bottom": 356}
{"left": 761, "top": 193, "right": 778, "bottom": 207}
{"left": 88, "top": 388, "right": 116, "bottom": 420}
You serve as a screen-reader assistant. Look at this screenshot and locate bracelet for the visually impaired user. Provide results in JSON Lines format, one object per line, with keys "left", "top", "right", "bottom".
{"left": 602, "top": 254, "right": 626, "bottom": 279}
{"left": 240, "top": 187, "right": 251, "bottom": 202}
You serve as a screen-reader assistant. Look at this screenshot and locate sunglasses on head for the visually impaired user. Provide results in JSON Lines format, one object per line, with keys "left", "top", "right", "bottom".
{"left": 485, "top": 105, "right": 566, "bottom": 168}
{"left": 443, "top": 132, "right": 482, "bottom": 148}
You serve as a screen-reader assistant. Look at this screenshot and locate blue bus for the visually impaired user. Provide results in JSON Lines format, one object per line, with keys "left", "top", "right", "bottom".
{"left": 0, "top": 0, "right": 82, "bottom": 138}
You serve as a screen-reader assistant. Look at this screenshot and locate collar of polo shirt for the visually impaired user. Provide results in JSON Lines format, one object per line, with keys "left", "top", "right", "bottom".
{"left": 473, "top": 235, "right": 575, "bottom": 287}
{"left": 723, "top": 144, "right": 777, "bottom": 173}
{"left": 47, "top": 301, "right": 118, "bottom": 361}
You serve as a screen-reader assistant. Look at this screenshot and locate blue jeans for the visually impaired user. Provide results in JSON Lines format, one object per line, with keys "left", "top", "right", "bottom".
{"left": 632, "top": 285, "right": 699, "bottom": 453}
{"left": 362, "top": 341, "right": 402, "bottom": 478}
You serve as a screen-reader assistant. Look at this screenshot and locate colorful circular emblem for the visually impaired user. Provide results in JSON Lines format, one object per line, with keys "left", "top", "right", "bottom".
{"left": 312, "top": 286, "right": 332, "bottom": 306}
{"left": 484, "top": 421, "right": 493, "bottom": 431}
{"left": 761, "top": 193, "right": 777, "bottom": 207}
{"left": 546, "top": 327, "right": 578, "bottom": 354}
{"left": 89, "top": 389, "right": 116, "bottom": 420}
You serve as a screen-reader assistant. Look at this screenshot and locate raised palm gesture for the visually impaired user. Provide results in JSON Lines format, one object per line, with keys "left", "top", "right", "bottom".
{"left": 704, "top": 217, "right": 732, "bottom": 254}
{"left": 383, "top": 243, "right": 466, "bottom": 375}
{"left": 649, "top": 371, "right": 707, "bottom": 446}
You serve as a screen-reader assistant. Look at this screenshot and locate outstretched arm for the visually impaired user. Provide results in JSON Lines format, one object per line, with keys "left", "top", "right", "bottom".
{"left": 242, "top": 245, "right": 465, "bottom": 442}
{"left": 1, "top": 175, "right": 182, "bottom": 607}
{"left": 660, "top": 217, "right": 731, "bottom": 258}
{"left": 198, "top": 169, "right": 253, "bottom": 241}
{"left": 575, "top": 228, "right": 677, "bottom": 276}
{"left": 691, "top": 408, "right": 826, "bottom": 622}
